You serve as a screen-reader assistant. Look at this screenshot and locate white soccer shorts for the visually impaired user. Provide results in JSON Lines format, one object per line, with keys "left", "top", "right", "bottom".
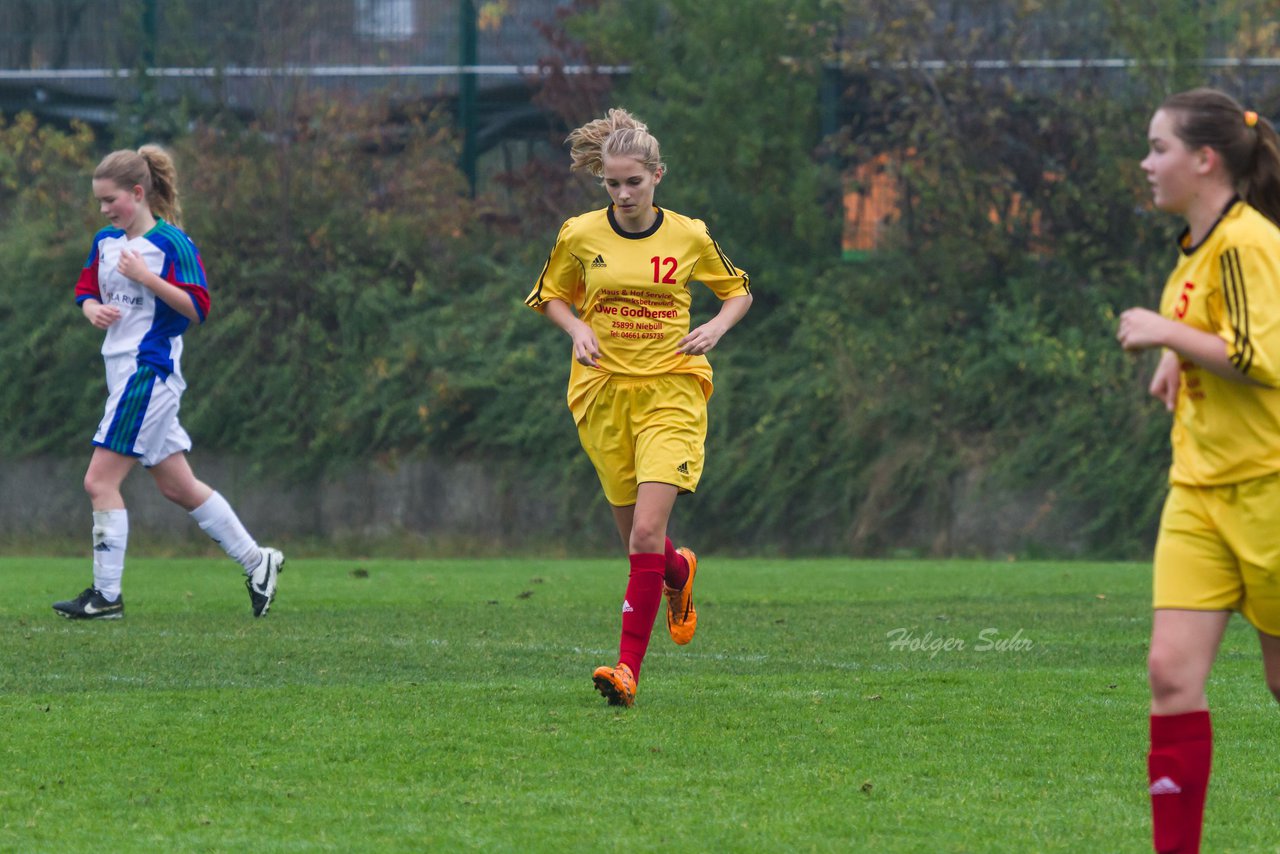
{"left": 92, "top": 359, "right": 192, "bottom": 467}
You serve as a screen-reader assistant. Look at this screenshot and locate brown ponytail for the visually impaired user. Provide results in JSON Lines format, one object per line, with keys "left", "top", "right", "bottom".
{"left": 1162, "top": 88, "right": 1280, "bottom": 228}
{"left": 1247, "top": 117, "right": 1280, "bottom": 228}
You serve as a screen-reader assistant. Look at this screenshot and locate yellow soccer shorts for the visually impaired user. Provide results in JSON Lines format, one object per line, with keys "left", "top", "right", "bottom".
{"left": 1153, "top": 474, "right": 1280, "bottom": 635}
{"left": 576, "top": 374, "right": 707, "bottom": 507}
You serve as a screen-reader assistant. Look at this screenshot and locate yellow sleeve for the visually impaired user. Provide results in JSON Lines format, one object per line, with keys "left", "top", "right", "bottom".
{"left": 1218, "top": 244, "right": 1280, "bottom": 387}
{"left": 692, "top": 224, "right": 751, "bottom": 300}
{"left": 525, "top": 219, "right": 585, "bottom": 313}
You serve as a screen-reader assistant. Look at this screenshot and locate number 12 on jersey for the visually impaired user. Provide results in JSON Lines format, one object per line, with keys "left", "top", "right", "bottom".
{"left": 651, "top": 256, "right": 677, "bottom": 284}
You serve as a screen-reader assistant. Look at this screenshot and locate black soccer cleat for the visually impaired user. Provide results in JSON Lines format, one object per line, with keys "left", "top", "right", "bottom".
{"left": 52, "top": 587, "right": 124, "bottom": 620}
{"left": 246, "top": 547, "right": 285, "bottom": 617}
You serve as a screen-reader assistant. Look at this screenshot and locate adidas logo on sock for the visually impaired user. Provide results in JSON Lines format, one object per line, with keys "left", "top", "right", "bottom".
{"left": 621, "top": 599, "right": 634, "bottom": 613}
{"left": 93, "top": 543, "right": 111, "bottom": 552}
{"left": 591, "top": 254, "right": 607, "bottom": 268}
{"left": 1149, "top": 776, "right": 1182, "bottom": 796}
{"left": 676, "top": 461, "right": 689, "bottom": 475}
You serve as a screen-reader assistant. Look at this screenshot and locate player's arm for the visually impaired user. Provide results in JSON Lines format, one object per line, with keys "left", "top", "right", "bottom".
{"left": 543, "top": 298, "right": 601, "bottom": 367}
{"left": 526, "top": 219, "right": 596, "bottom": 364}
{"left": 1115, "top": 307, "right": 1235, "bottom": 375}
{"left": 75, "top": 241, "right": 119, "bottom": 328}
{"left": 1120, "top": 244, "right": 1280, "bottom": 387}
{"left": 116, "top": 249, "right": 203, "bottom": 323}
{"left": 680, "top": 228, "right": 752, "bottom": 356}
{"left": 1117, "top": 307, "right": 1262, "bottom": 385}
{"left": 678, "top": 294, "right": 753, "bottom": 356}
{"left": 1148, "top": 349, "right": 1180, "bottom": 412}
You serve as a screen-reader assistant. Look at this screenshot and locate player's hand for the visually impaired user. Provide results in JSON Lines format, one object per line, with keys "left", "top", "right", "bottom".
{"left": 117, "top": 249, "right": 148, "bottom": 284}
{"left": 1149, "top": 349, "right": 1180, "bottom": 412}
{"left": 570, "top": 322, "right": 602, "bottom": 367}
{"left": 85, "top": 302, "right": 122, "bottom": 329}
{"left": 1116, "top": 307, "right": 1171, "bottom": 351}
{"left": 677, "top": 321, "right": 726, "bottom": 356}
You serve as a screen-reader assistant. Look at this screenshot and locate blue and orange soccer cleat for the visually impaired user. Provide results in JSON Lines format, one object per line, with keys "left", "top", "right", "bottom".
{"left": 663, "top": 547, "right": 698, "bottom": 645}
{"left": 592, "top": 662, "right": 637, "bottom": 707}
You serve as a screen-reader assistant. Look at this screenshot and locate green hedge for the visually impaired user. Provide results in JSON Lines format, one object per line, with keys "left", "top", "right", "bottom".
{"left": 2, "top": 0, "right": 1236, "bottom": 556}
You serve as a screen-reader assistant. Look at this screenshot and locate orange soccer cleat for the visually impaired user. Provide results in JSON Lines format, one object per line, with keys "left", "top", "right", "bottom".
{"left": 663, "top": 547, "right": 698, "bottom": 645}
{"left": 592, "top": 662, "right": 637, "bottom": 707}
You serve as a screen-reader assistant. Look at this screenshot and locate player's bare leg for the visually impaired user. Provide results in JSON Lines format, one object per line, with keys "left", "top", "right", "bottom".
{"left": 610, "top": 502, "right": 635, "bottom": 551}
{"left": 83, "top": 446, "right": 136, "bottom": 511}
{"left": 1149, "top": 609, "right": 1229, "bottom": 715}
{"left": 1258, "top": 629, "right": 1280, "bottom": 705}
{"left": 626, "top": 482, "right": 678, "bottom": 555}
{"left": 148, "top": 451, "right": 213, "bottom": 511}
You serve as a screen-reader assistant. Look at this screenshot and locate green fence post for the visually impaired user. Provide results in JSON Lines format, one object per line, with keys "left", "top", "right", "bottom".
{"left": 459, "top": 0, "right": 478, "bottom": 195}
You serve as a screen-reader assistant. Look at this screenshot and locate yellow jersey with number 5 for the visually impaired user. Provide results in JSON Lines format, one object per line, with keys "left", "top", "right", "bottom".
{"left": 1159, "top": 199, "right": 1280, "bottom": 485}
{"left": 526, "top": 205, "right": 750, "bottom": 423}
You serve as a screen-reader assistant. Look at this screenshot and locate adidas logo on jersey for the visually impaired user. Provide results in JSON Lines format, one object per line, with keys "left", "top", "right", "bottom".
{"left": 621, "top": 599, "right": 634, "bottom": 613}
{"left": 1149, "top": 776, "right": 1182, "bottom": 796}
{"left": 676, "top": 461, "right": 689, "bottom": 475}
{"left": 591, "top": 254, "right": 607, "bottom": 268}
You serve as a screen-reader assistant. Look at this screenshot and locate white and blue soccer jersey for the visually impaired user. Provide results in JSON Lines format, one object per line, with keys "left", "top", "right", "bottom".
{"left": 74, "top": 219, "right": 210, "bottom": 390}
{"left": 75, "top": 219, "right": 209, "bottom": 464}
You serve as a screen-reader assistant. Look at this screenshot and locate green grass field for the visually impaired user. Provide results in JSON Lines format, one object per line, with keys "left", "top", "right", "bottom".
{"left": 1, "top": 557, "right": 1277, "bottom": 853}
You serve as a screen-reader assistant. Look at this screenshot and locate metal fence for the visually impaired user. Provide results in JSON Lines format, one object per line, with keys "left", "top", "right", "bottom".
{"left": 0, "top": 0, "right": 584, "bottom": 120}
{"left": 0, "top": 1, "right": 574, "bottom": 73}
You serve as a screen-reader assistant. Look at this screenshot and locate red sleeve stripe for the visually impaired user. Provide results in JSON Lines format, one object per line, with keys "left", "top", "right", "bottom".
{"left": 74, "top": 265, "right": 101, "bottom": 304}
{"left": 165, "top": 263, "right": 211, "bottom": 322}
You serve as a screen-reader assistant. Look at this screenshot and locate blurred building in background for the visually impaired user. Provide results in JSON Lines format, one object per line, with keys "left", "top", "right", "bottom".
{"left": 0, "top": 0, "right": 598, "bottom": 189}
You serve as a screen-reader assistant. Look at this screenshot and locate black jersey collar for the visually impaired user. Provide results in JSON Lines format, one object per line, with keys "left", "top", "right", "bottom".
{"left": 607, "top": 205, "right": 664, "bottom": 239}
{"left": 1178, "top": 196, "right": 1241, "bottom": 256}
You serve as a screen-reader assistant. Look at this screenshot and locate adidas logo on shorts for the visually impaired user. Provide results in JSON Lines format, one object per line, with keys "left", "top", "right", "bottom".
{"left": 677, "top": 461, "right": 689, "bottom": 475}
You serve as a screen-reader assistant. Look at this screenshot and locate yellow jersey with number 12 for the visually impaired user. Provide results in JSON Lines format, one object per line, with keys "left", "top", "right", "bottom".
{"left": 1159, "top": 199, "right": 1280, "bottom": 485}
{"left": 526, "top": 205, "right": 750, "bottom": 423}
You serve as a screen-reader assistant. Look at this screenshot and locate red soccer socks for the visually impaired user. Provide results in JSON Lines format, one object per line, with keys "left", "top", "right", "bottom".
{"left": 1149, "top": 710, "right": 1212, "bottom": 854}
{"left": 617, "top": 553, "right": 665, "bottom": 679}
{"left": 663, "top": 537, "right": 690, "bottom": 590}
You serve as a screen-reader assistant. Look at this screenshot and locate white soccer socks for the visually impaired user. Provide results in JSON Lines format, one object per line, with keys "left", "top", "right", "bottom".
{"left": 91, "top": 509, "right": 128, "bottom": 601}
{"left": 189, "top": 491, "right": 263, "bottom": 574}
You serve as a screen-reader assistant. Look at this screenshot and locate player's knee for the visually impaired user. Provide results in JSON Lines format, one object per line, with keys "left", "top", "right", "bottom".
{"left": 153, "top": 476, "right": 189, "bottom": 506}
{"left": 83, "top": 470, "right": 109, "bottom": 501}
{"left": 627, "top": 520, "right": 665, "bottom": 554}
{"left": 1147, "top": 644, "right": 1193, "bottom": 702}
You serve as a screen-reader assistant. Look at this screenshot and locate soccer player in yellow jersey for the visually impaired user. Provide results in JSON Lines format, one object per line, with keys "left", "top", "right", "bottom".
{"left": 1117, "top": 88, "right": 1280, "bottom": 854}
{"left": 526, "top": 108, "right": 752, "bottom": 707}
